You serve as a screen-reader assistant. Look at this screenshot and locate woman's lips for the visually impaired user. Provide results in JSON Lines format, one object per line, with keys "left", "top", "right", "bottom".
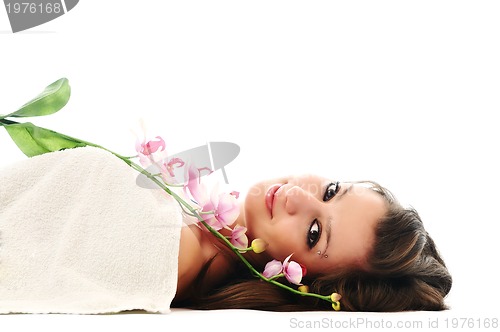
{"left": 266, "top": 184, "right": 284, "bottom": 218}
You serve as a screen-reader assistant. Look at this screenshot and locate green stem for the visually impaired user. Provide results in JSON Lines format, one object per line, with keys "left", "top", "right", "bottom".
{"left": 119, "top": 154, "right": 138, "bottom": 159}
{"left": 268, "top": 273, "right": 284, "bottom": 281}
{"left": 162, "top": 183, "right": 185, "bottom": 188}
{"left": 235, "top": 247, "right": 254, "bottom": 252}
{"left": 267, "top": 279, "right": 331, "bottom": 302}
{"left": 198, "top": 210, "right": 215, "bottom": 215}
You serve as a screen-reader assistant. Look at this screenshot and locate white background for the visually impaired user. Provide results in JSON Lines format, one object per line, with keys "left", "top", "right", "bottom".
{"left": 1, "top": 1, "right": 499, "bottom": 331}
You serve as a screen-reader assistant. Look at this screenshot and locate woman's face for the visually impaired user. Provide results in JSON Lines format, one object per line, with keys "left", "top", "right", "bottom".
{"left": 242, "top": 174, "right": 387, "bottom": 276}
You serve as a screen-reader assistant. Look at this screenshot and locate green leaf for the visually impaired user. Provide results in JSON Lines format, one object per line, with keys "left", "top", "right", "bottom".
{"left": 3, "top": 122, "right": 87, "bottom": 157}
{"left": 2, "top": 78, "right": 71, "bottom": 119}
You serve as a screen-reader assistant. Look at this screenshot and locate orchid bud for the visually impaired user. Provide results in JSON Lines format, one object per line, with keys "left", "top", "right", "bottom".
{"left": 298, "top": 285, "right": 309, "bottom": 293}
{"left": 332, "top": 301, "right": 341, "bottom": 311}
{"left": 330, "top": 293, "right": 342, "bottom": 302}
{"left": 251, "top": 238, "right": 268, "bottom": 253}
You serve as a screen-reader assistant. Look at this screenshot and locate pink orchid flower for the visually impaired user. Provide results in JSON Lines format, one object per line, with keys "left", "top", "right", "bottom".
{"left": 262, "top": 260, "right": 283, "bottom": 279}
{"left": 262, "top": 254, "right": 304, "bottom": 285}
{"left": 283, "top": 254, "right": 303, "bottom": 285}
{"left": 184, "top": 164, "right": 239, "bottom": 230}
{"left": 135, "top": 136, "right": 168, "bottom": 167}
{"left": 230, "top": 225, "right": 248, "bottom": 251}
{"left": 205, "top": 190, "right": 239, "bottom": 230}
{"left": 160, "top": 157, "right": 185, "bottom": 184}
{"left": 211, "top": 190, "right": 240, "bottom": 228}
{"left": 184, "top": 164, "right": 210, "bottom": 205}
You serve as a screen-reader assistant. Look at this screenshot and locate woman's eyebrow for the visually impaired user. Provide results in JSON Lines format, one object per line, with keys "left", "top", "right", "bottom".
{"left": 323, "top": 184, "right": 352, "bottom": 257}
{"left": 336, "top": 184, "right": 354, "bottom": 201}
{"left": 324, "top": 217, "right": 332, "bottom": 255}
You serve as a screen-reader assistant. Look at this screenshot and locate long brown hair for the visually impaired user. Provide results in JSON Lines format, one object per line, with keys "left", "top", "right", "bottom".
{"left": 172, "top": 181, "right": 452, "bottom": 311}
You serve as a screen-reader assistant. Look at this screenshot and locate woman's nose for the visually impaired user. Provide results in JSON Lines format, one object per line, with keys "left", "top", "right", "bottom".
{"left": 284, "top": 185, "right": 317, "bottom": 215}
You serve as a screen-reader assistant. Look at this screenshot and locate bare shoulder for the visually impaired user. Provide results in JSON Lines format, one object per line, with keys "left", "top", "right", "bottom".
{"left": 174, "top": 224, "right": 234, "bottom": 302}
{"left": 176, "top": 225, "right": 205, "bottom": 300}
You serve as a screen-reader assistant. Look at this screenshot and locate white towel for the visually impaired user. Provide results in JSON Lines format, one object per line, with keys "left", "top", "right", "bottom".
{"left": 0, "top": 146, "right": 182, "bottom": 314}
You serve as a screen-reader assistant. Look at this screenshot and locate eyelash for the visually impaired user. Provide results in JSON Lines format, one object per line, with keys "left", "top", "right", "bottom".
{"left": 307, "top": 182, "right": 341, "bottom": 248}
{"left": 307, "top": 219, "right": 321, "bottom": 249}
{"left": 323, "top": 181, "right": 341, "bottom": 202}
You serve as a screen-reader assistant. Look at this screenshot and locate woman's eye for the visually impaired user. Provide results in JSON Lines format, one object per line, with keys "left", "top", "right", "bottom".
{"left": 323, "top": 181, "right": 340, "bottom": 202}
{"left": 307, "top": 219, "right": 321, "bottom": 248}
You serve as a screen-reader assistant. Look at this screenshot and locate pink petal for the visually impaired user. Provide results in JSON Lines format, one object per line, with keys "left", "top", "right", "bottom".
{"left": 214, "top": 192, "right": 240, "bottom": 228}
{"left": 299, "top": 263, "right": 307, "bottom": 277}
{"left": 231, "top": 235, "right": 248, "bottom": 250}
{"left": 284, "top": 261, "right": 303, "bottom": 285}
{"left": 165, "top": 157, "right": 185, "bottom": 177}
{"left": 138, "top": 153, "right": 153, "bottom": 167}
{"left": 204, "top": 215, "right": 224, "bottom": 231}
{"left": 184, "top": 164, "right": 209, "bottom": 205}
{"left": 135, "top": 138, "right": 142, "bottom": 155}
{"left": 151, "top": 149, "right": 169, "bottom": 165}
{"left": 144, "top": 136, "right": 166, "bottom": 154}
{"left": 230, "top": 225, "right": 248, "bottom": 250}
{"left": 231, "top": 225, "right": 247, "bottom": 238}
{"left": 283, "top": 253, "right": 294, "bottom": 267}
{"left": 135, "top": 136, "right": 167, "bottom": 166}
{"left": 200, "top": 197, "right": 220, "bottom": 230}
{"left": 262, "top": 260, "right": 283, "bottom": 278}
